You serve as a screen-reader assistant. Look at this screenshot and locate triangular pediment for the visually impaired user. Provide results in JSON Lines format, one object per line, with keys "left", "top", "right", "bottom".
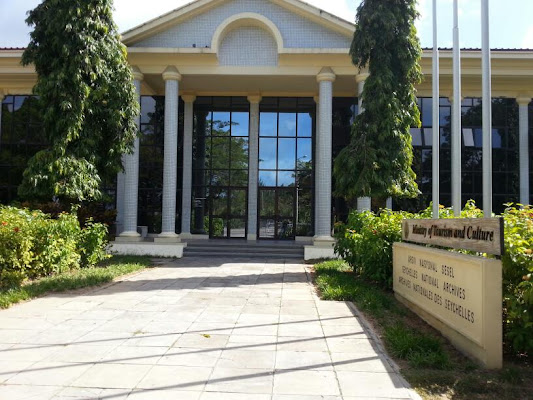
{"left": 122, "top": 0, "right": 354, "bottom": 50}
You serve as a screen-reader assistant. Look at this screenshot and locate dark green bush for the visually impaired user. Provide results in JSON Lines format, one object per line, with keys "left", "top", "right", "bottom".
{"left": 0, "top": 206, "right": 110, "bottom": 288}
{"left": 334, "top": 201, "right": 533, "bottom": 355}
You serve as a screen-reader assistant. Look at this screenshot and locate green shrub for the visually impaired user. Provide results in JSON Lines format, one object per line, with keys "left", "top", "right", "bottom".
{"left": 0, "top": 205, "right": 110, "bottom": 288}
{"left": 501, "top": 205, "right": 533, "bottom": 354}
{"left": 79, "top": 219, "right": 110, "bottom": 268}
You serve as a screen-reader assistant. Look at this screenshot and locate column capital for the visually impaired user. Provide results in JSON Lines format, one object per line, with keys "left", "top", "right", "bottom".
{"left": 131, "top": 66, "right": 144, "bottom": 82}
{"left": 355, "top": 72, "right": 369, "bottom": 83}
{"left": 181, "top": 93, "right": 196, "bottom": 103}
{"left": 516, "top": 96, "right": 532, "bottom": 106}
{"left": 247, "top": 94, "right": 262, "bottom": 104}
{"left": 0, "top": 89, "right": 5, "bottom": 102}
{"left": 313, "top": 95, "right": 319, "bottom": 103}
{"left": 162, "top": 66, "right": 182, "bottom": 81}
{"left": 317, "top": 67, "right": 336, "bottom": 83}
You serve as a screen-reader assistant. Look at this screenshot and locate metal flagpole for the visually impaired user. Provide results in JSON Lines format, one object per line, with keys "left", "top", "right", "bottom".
{"left": 481, "top": 0, "right": 492, "bottom": 217}
{"left": 432, "top": 0, "right": 440, "bottom": 219}
{"left": 452, "top": 0, "right": 462, "bottom": 217}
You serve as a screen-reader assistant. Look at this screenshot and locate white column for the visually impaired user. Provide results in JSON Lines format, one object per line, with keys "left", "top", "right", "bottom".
{"left": 481, "top": 0, "right": 492, "bottom": 217}
{"left": 518, "top": 97, "right": 531, "bottom": 205}
{"left": 247, "top": 94, "right": 261, "bottom": 240}
{"left": 119, "top": 68, "right": 143, "bottom": 239}
{"left": 313, "top": 95, "right": 319, "bottom": 234}
{"left": 180, "top": 94, "right": 196, "bottom": 239}
{"left": 355, "top": 74, "right": 372, "bottom": 212}
{"left": 315, "top": 67, "right": 335, "bottom": 241}
{"left": 158, "top": 66, "right": 181, "bottom": 241}
{"left": 0, "top": 90, "right": 4, "bottom": 143}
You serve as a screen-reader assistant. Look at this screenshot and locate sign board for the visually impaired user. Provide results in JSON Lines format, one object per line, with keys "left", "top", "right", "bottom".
{"left": 393, "top": 242, "right": 502, "bottom": 368}
{"left": 402, "top": 218, "right": 504, "bottom": 255}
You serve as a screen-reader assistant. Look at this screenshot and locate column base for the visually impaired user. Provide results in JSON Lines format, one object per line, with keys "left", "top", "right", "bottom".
{"left": 304, "top": 236, "right": 337, "bottom": 261}
{"left": 180, "top": 232, "right": 193, "bottom": 240}
{"left": 246, "top": 234, "right": 257, "bottom": 241}
{"left": 116, "top": 231, "right": 143, "bottom": 243}
{"left": 357, "top": 197, "right": 371, "bottom": 211}
{"left": 154, "top": 233, "right": 181, "bottom": 243}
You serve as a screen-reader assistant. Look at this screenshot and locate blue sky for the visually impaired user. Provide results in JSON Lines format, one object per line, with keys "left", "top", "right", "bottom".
{"left": 0, "top": 0, "right": 531, "bottom": 49}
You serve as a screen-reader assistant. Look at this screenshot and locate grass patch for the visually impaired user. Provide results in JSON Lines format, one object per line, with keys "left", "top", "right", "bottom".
{"left": 0, "top": 255, "right": 151, "bottom": 309}
{"left": 313, "top": 260, "right": 533, "bottom": 400}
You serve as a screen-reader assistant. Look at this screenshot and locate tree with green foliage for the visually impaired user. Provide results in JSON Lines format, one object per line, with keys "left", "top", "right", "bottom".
{"left": 334, "top": 0, "right": 422, "bottom": 201}
{"left": 19, "top": 0, "right": 139, "bottom": 202}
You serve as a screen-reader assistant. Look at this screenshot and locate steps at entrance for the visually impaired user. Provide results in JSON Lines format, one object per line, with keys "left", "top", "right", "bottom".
{"left": 183, "top": 240, "right": 306, "bottom": 259}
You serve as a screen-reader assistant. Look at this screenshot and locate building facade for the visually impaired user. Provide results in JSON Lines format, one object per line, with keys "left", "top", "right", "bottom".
{"left": 0, "top": 0, "right": 532, "bottom": 258}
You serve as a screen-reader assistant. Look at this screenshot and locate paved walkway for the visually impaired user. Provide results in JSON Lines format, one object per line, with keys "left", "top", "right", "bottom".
{"left": 0, "top": 258, "right": 419, "bottom": 400}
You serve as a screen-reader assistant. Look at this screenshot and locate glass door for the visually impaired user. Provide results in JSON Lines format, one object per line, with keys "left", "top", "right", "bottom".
{"left": 259, "top": 188, "right": 295, "bottom": 240}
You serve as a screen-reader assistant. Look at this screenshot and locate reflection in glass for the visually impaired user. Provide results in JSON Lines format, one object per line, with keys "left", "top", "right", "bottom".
{"left": 212, "top": 189, "right": 228, "bottom": 215}
{"left": 259, "top": 190, "right": 275, "bottom": 216}
{"left": 140, "top": 96, "right": 156, "bottom": 124}
{"left": 278, "top": 171, "right": 295, "bottom": 187}
{"left": 259, "top": 171, "right": 276, "bottom": 187}
{"left": 278, "top": 113, "right": 297, "bottom": 136}
{"left": 297, "top": 113, "right": 312, "bottom": 137}
{"left": 230, "top": 170, "right": 248, "bottom": 186}
{"left": 231, "top": 112, "right": 249, "bottom": 136}
{"left": 259, "top": 138, "right": 277, "bottom": 169}
{"left": 297, "top": 139, "right": 312, "bottom": 163}
{"left": 278, "top": 138, "right": 296, "bottom": 170}
{"left": 230, "top": 137, "right": 249, "bottom": 169}
{"left": 229, "top": 219, "right": 246, "bottom": 238}
{"left": 260, "top": 113, "right": 277, "bottom": 136}
{"left": 278, "top": 190, "right": 294, "bottom": 216}
{"left": 211, "top": 137, "right": 230, "bottom": 169}
{"left": 259, "top": 219, "right": 275, "bottom": 238}
{"left": 277, "top": 219, "right": 293, "bottom": 239}
{"left": 212, "top": 112, "right": 231, "bottom": 135}
{"left": 230, "top": 190, "right": 247, "bottom": 216}
{"left": 296, "top": 188, "right": 312, "bottom": 236}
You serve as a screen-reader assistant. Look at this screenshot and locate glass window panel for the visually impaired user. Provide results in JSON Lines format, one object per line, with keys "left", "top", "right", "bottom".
{"left": 14, "top": 96, "right": 26, "bottom": 112}
{"left": 259, "top": 190, "right": 275, "bottom": 216}
{"left": 231, "top": 112, "right": 249, "bottom": 137}
{"left": 410, "top": 128, "right": 422, "bottom": 146}
{"left": 297, "top": 113, "right": 312, "bottom": 137}
{"left": 259, "top": 219, "right": 275, "bottom": 238}
{"left": 278, "top": 171, "right": 295, "bottom": 187}
{"left": 140, "top": 96, "right": 156, "bottom": 124}
{"left": 230, "top": 190, "right": 247, "bottom": 216}
{"left": 211, "top": 137, "right": 230, "bottom": 169}
{"left": 260, "top": 113, "right": 277, "bottom": 136}
{"left": 277, "top": 219, "right": 294, "bottom": 239}
{"left": 195, "top": 112, "right": 212, "bottom": 136}
{"left": 278, "top": 190, "right": 294, "bottom": 216}
{"left": 259, "top": 138, "right": 277, "bottom": 169}
{"left": 230, "top": 137, "right": 248, "bottom": 169}
{"left": 229, "top": 219, "right": 246, "bottom": 238}
{"left": 210, "top": 217, "right": 227, "bottom": 237}
{"left": 440, "top": 128, "right": 450, "bottom": 147}
{"left": 492, "top": 128, "right": 502, "bottom": 148}
{"left": 473, "top": 128, "right": 483, "bottom": 148}
{"left": 211, "top": 170, "right": 229, "bottom": 186}
{"left": 230, "top": 169, "right": 248, "bottom": 187}
{"left": 423, "top": 128, "right": 433, "bottom": 147}
{"left": 278, "top": 138, "right": 296, "bottom": 170}
{"left": 296, "top": 188, "right": 312, "bottom": 236}
{"left": 422, "top": 98, "right": 433, "bottom": 127}
{"left": 278, "top": 113, "right": 297, "bottom": 137}
{"left": 439, "top": 106, "right": 450, "bottom": 126}
{"left": 212, "top": 112, "right": 231, "bottom": 135}
{"left": 259, "top": 171, "right": 276, "bottom": 187}
{"left": 297, "top": 138, "right": 312, "bottom": 165}
{"left": 296, "top": 169, "right": 313, "bottom": 187}
{"left": 463, "top": 128, "right": 475, "bottom": 147}
{"left": 211, "top": 189, "right": 228, "bottom": 216}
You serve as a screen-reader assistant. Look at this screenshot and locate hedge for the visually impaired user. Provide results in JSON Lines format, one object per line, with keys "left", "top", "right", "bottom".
{"left": 0, "top": 206, "right": 109, "bottom": 289}
{"left": 334, "top": 201, "right": 533, "bottom": 355}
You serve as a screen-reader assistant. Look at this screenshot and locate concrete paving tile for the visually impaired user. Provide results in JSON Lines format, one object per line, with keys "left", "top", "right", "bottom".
{"left": 137, "top": 365, "right": 212, "bottom": 391}
{"left": 0, "top": 360, "right": 35, "bottom": 383}
{"left": 206, "top": 367, "right": 273, "bottom": 394}
{"left": 127, "top": 389, "right": 201, "bottom": 399}
{"left": 53, "top": 387, "right": 130, "bottom": 400}
{"left": 174, "top": 333, "right": 229, "bottom": 349}
{"left": 48, "top": 344, "right": 117, "bottom": 363}
{"left": 101, "top": 345, "right": 166, "bottom": 365}
{"left": 273, "top": 370, "right": 340, "bottom": 396}
{"left": 201, "top": 392, "right": 270, "bottom": 400}
{"left": 242, "top": 305, "right": 280, "bottom": 315}
{"left": 72, "top": 363, "right": 152, "bottom": 389}
{"left": 233, "top": 322, "right": 279, "bottom": 336}
{"left": 73, "top": 331, "right": 132, "bottom": 347}
{"left": 336, "top": 371, "right": 412, "bottom": 398}
{"left": 278, "top": 321, "right": 324, "bottom": 337}
{"left": 322, "top": 324, "right": 365, "bottom": 338}
{"left": 226, "top": 334, "right": 277, "bottom": 351}
{"left": 275, "top": 351, "right": 333, "bottom": 371}
{"left": 23, "top": 329, "right": 90, "bottom": 345}
{"left": 0, "top": 384, "right": 61, "bottom": 399}
{"left": 141, "top": 320, "right": 191, "bottom": 334}
{"left": 277, "top": 336, "right": 329, "bottom": 352}
{"left": 124, "top": 332, "right": 181, "bottom": 347}
{"left": 0, "top": 317, "right": 56, "bottom": 330}
{"left": 72, "top": 310, "right": 125, "bottom": 321}
{"left": 330, "top": 352, "right": 394, "bottom": 372}
{"left": 0, "top": 344, "right": 64, "bottom": 362}
{"left": 325, "top": 337, "right": 378, "bottom": 354}
{"left": 217, "top": 349, "right": 276, "bottom": 369}
{"left": 0, "top": 328, "right": 43, "bottom": 343}
{"left": 159, "top": 347, "right": 222, "bottom": 367}
{"left": 188, "top": 322, "right": 235, "bottom": 335}
{"left": 7, "top": 361, "right": 93, "bottom": 386}
{"left": 272, "top": 396, "right": 341, "bottom": 400}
